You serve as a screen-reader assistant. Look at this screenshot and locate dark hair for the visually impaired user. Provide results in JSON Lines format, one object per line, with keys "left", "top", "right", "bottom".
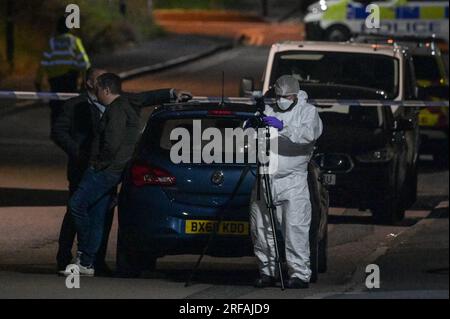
{"left": 56, "top": 16, "right": 69, "bottom": 34}
{"left": 86, "top": 67, "right": 105, "bottom": 82}
{"left": 96, "top": 73, "right": 122, "bottom": 95}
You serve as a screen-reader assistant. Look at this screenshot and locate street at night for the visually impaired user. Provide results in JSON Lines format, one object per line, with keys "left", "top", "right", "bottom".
{"left": 0, "top": 0, "right": 448, "bottom": 306}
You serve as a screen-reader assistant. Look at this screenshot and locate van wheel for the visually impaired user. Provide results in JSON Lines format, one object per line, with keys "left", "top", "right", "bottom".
{"left": 372, "top": 199, "right": 405, "bottom": 225}
{"left": 325, "top": 25, "right": 351, "bottom": 41}
{"left": 403, "top": 167, "right": 418, "bottom": 208}
{"left": 309, "top": 234, "right": 319, "bottom": 283}
{"left": 318, "top": 230, "right": 328, "bottom": 273}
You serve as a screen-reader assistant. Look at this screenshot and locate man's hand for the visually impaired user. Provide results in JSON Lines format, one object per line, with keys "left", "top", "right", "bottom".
{"left": 174, "top": 90, "right": 193, "bottom": 103}
{"left": 263, "top": 116, "right": 284, "bottom": 131}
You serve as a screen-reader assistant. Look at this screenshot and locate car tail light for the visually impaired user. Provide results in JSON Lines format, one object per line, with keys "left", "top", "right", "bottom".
{"left": 207, "top": 110, "right": 234, "bottom": 116}
{"left": 131, "top": 162, "right": 176, "bottom": 187}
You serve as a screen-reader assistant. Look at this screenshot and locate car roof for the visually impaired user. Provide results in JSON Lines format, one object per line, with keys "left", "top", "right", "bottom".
{"left": 151, "top": 101, "right": 258, "bottom": 118}
{"left": 270, "top": 41, "right": 403, "bottom": 57}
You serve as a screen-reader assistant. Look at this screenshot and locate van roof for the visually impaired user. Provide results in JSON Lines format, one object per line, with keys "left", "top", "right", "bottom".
{"left": 271, "top": 41, "right": 406, "bottom": 57}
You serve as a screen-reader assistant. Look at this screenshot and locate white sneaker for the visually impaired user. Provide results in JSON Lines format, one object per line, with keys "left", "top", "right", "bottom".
{"left": 63, "top": 262, "right": 95, "bottom": 277}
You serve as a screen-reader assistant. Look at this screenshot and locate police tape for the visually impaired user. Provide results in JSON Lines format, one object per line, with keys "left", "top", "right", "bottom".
{"left": 190, "top": 97, "right": 449, "bottom": 108}
{"left": 0, "top": 91, "right": 448, "bottom": 108}
{"left": 0, "top": 91, "right": 78, "bottom": 101}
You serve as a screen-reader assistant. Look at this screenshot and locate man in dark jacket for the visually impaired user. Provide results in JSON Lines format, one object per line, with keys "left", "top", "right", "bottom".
{"left": 63, "top": 73, "right": 146, "bottom": 276}
{"left": 53, "top": 68, "right": 191, "bottom": 275}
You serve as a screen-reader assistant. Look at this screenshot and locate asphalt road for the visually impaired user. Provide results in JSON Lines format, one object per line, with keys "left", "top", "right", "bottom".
{"left": 0, "top": 46, "right": 448, "bottom": 299}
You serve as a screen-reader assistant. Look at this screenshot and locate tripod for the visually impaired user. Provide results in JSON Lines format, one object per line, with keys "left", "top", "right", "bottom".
{"left": 185, "top": 109, "right": 285, "bottom": 290}
{"left": 257, "top": 126, "right": 285, "bottom": 290}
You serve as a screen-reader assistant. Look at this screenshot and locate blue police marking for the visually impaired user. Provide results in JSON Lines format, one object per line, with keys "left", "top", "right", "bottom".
{"left": 348, "top": 4, "right": 448, "bottom": 20}
{"left": 396, "top": 6, "right": 420, "bottom": 19}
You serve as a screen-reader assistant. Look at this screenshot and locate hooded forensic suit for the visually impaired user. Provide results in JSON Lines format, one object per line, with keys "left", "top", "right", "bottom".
{"left": 250, "top": 88, "right": 323, "bottom": 282}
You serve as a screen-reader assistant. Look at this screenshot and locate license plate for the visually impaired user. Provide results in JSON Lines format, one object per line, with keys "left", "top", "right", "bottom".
{"left": 185, "top": 220, "right": 249, "bottom": 236}
{"left": 323, "top": 174, "right": 336, "bottom": 186}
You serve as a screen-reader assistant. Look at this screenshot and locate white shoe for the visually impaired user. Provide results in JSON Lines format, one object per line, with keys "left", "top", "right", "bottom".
{"left": 63, "top": 262, "right": 95, "bottom": 277}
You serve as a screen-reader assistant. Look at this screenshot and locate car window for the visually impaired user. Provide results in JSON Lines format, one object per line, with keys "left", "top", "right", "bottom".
{"left": 144, "top": 117, "right": 251, "bottom": 163}
{"left": 270, "top": 51, "right": 399, "bottom": 99}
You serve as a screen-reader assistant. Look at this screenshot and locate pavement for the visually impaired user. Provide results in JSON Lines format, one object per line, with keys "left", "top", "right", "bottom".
{"left": 153, "top": 10, "right": 304, "bottom": 46}
{"left": 331, "top": 202, "right": 449, "bottom": 299}
{"left": 92, "top": 34, "right": 234, "bottom": 79}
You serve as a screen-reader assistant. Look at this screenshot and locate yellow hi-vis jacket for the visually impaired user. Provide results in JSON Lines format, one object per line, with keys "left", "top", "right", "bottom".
{"left": 36, "top": 33, "right": 91, "bottom": 85}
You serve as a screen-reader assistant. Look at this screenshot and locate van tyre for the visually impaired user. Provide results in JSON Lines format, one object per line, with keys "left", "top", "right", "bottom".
{"left": 309, "top": 233, "right": 319, "bottom": 283}
{"left": 318, "top": 230, "right": 328, "bottom": 273}
{"left": 372, "top": 198, "right": 405, "bottom": 225}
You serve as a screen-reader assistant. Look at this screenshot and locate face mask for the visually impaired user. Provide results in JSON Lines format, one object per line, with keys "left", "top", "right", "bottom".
{"left": 277, "top": 97, "right": 295, "bottom": 111}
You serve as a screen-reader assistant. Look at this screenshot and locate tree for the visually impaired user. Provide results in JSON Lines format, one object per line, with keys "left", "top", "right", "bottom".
{"left": 5, "top": 0, "right": 14, "bottom": 69}
{"left": 261, "top": 0, "right": 268, "bottom": 17}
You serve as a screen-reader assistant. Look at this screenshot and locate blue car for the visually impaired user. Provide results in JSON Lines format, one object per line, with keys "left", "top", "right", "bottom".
{"left": 117, "top": 101, "right": 329, "bottom": 282}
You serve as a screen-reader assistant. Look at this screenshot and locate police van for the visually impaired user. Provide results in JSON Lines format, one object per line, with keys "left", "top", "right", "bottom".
{"left": 304, "top": 0, "right": 449, "bottom": 42}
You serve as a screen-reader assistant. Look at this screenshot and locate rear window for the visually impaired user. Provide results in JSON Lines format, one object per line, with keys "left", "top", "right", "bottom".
{"left": 143, "top": 117, "right": 255, "bottom": 163}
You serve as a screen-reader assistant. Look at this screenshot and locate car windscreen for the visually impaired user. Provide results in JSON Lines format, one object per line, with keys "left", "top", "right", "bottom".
{"left": 412, "top": 55, "right": 442, "bottom": 82}
{"left": 317, "top": 105, "right": 383, "bottom": 129}
{"left": 270, "top": 51, "right": 399, "bottom": 99}
{"left": 143, "top": 117, "right": 253, "bottom": 163}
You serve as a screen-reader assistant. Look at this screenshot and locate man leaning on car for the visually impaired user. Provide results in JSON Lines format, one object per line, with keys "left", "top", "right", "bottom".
{"left": 62, "top": 73, "right": 184, "bottom": 277}
{"left": 53, "top": 67, "right": 192, "bottom": 276}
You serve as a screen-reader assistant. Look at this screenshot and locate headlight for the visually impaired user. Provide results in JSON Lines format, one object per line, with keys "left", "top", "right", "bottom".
{"left": 308, "top": 1, "right": 328, "bottom": 14}
{"left": 356, "top": 148, "right": 394, "bottom": 163}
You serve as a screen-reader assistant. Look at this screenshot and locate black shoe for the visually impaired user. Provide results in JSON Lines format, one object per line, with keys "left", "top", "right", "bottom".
{"left": 286, "top": 277, "right": 309, "bottom": 289}
{"left": 254, "top": 275, "right": 277, "bottom": 288}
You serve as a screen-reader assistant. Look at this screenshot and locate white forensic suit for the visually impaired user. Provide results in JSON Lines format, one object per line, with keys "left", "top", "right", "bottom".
{"left": 250, "top": 90, "right": 323, "bottom": 282}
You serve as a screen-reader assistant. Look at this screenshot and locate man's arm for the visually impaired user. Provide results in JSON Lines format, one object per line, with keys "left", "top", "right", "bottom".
{"left": 124, "top": 89, "right": 173, "bottom": 109}
{"left": 97, "top": 104, "right": 127, "bottom": 169}
{"left": 280, "top": 106, "right": 323, "bottom": 145}
{"left": 51, "top": 98, "right": 80, "bottom": 159}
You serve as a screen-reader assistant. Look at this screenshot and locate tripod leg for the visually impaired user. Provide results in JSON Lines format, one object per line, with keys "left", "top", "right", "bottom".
{"left": 262, "top": 173, "right": 285, "bottom": 290}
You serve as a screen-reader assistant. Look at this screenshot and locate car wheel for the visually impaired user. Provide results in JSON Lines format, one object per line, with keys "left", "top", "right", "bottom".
{"left": 116, "top": 231, "right": 157, "bottom": 277}
{"left": 372, "top": 198, "right": 404, "bottom": 225}
{"left": 325, "top": 25, "right": 351, "bottom": 42}
{"left": 318, "top": 230, "right": 328, "bottom": 273}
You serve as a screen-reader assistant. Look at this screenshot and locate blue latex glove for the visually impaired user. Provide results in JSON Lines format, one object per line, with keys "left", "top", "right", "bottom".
{"left": 263, "top": 116, "right": 284, "bottom": 131}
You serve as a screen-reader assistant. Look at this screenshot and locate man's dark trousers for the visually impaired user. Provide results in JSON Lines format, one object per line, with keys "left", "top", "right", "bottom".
{"left": 56, "top": 178, "right": 115, "bottom": 271}
{"left": 68, "top": 167, "right": 121, "bottom": 267}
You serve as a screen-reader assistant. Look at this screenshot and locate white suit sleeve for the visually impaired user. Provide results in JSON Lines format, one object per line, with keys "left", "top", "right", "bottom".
{"left": 280, "top": 105, "right": 323, "bottom": 145}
